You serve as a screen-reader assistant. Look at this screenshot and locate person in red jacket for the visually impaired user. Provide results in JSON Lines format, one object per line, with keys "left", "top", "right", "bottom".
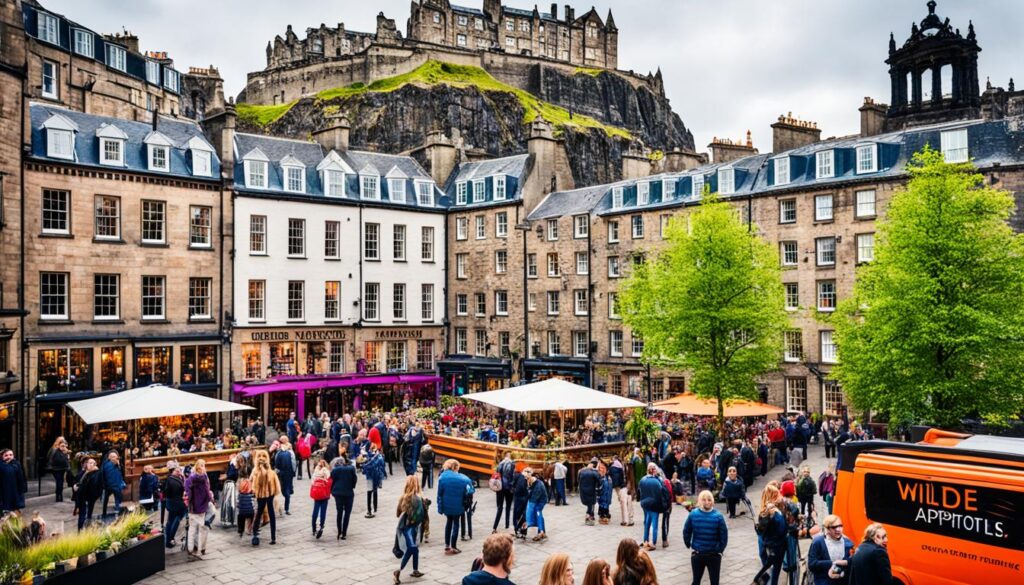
{"left": 309, "top": 459, "right": 333, "bottom": 539}
{"left": 368, "top": 424, "right": 383, "bottom": 453}
{"left": 295, "top": 431, "right": 312, "bottom": 480}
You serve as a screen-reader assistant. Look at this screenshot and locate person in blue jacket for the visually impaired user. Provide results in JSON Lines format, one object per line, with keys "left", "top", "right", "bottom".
{"left": 524, "top": 468, "right": 547, "bottom": 541}
{"left": 437, "top": 458, "right": 474, "bottom": 554}
{"left": 695, "top": 459, "right": 716, "bottom": 492}
{"left": 683, "top": 490, "right": 729, "bottom": 585}
{"left": 756, "top": 485, "right": 790, "bottom": 585}
{"left": 362, "top": 443, "right": 387, "bottom": 518}
{"left": 596, "top": 462, "right": 613, "bottom": 525}
{"left": 721, "top": 466, "right": 746, "bottom": 519}
{"left": 100, "top": 450, "right": 126, "bottom": 516}
{"left": 330, "top": 455, "right": 358, "bottom": 539}
{"left": 273, "top": 439, "right": 297, "bottom": 515}
{"left": 807, "top": 514, "right": 853, "bottom": 585}
{"left": 637, "top": 462, "right": 666, "bottom": 551}
{"left": 138, "top": 464, "right": 160, "bottom": 512}
{"left": 511, "top": 467, "right": 529, "bottom": 539}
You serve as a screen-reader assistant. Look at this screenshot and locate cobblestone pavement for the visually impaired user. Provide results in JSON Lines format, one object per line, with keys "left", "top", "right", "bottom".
{"left": 25, "top": 445, "right": 831, "bottom": 585}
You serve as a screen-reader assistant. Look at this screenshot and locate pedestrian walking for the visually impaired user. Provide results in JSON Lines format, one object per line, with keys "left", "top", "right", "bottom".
{"left": 638, "top": 462, "right": 666, "bottom": 551}
{"left": 721, "top": 467, "right": 745, "bottom": 519}
{"left": 394, "top": 476, "right": 427, "bottom": 584}
{"left": 511, "top": 466, "right": 529, "bottom": 540}
{"left": 612, "top": 538, "right": 658, "bottom": 585}
{"left": 695, "top": 459, "right": 715, "bottom": 492}
{"left": 420, "top": 442, "right": 436, "bottom": 489}
{"left": 403, "top": 424, "right": 425, "bottom": 476}
{"left": 609, "top": 455, "right": 633, "bottom": 526}
{"left": 74, "top": 457, "right": 103, "bottom": 531}
{"left": 849, "top": 523, "right": 892, "bottom": 585}
{"left": 184, "top": 459, "right": 214, "bottom": 557}
{"left": 273, "top": 437, "right": 297, "bottom": 515}
{"left": 138, "top": 464, "right": 160, "bottom": 512}
{"left": 236, "top": 478, "right": 255, "bottom": 538}
{"left": 552, "top": 459, "right": 568, "bottom": 505}
{"left": 807, "top": 514, "right": 853, "bottom": 585}
{"left": 538, "top": 553, "right": 574, "bottom": 585}
{"left": 363, "top": 443, "right": 387, "bottom": 518}
{"left": 438, "top": 458, "right": 474, "bottom": 554}
{"left": 818, "top": 464, "right": 837, "bottom": 516}
{"left": 0, "top": 449, "right": 27, "bottom": 514}
{"left": 525, "top": 468, "right": 547, "bottom": 541}
{"left": 755, "top": 485, "right": 788, "bottom": 585}
{"left": 578, "top": 458, "right": 601, "bottom": 525}
{"left": 296, "top": 430, "right": 315, "bottom": 480}
{"left": 462, "top": 532, "right": 516, "bottom": 585}
{"left": 493, "top": 453, "right": 515, "bottom": 533}
{"left": 46, "top": 437, "right": 70, "bottom": 503}
{"left": 250, "top": 450, "right": 282, "bottom": 546}
{"left": 100, "top": 450, "right": 125, "bottom": 517}
{"left": 597, "top": 462, "right": 613, "bottom": 524}
{"left": 658, "top": 468, "right": 674, "bottom": 548}
{"left": 330, "top": 454, "right": 358, "bottom": 539}
{"left": 628, "top": 448, "right": 646, "bottom": 502}
{"left": 796, "top": 465, "right": 817, "bottom": 519}
{"left": 822, "top": 421, "right": 837, "bottom": 459}
{"left": 309, "top": 459, "right": 332, "bottom": 539}
{"left": 582, "top": 559, "right": 613, "bottom": 585}
{"left": 683, "top": 490, "right": 728, "bottom": 585}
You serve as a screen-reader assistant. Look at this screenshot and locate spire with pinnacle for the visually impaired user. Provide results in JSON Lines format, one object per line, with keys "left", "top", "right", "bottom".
{"left": 606, "top": 8, "right": 617, "bottom": 31}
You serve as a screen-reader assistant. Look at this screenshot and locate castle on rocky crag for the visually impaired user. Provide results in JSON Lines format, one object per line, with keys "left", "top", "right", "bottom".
{"left": 247, "top": 0, "right": 626, "bottom": 106}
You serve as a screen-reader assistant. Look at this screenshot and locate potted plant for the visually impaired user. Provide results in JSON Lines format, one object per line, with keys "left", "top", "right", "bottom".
{"left": 624, "top": 408, "right": 659, "bottom": 450}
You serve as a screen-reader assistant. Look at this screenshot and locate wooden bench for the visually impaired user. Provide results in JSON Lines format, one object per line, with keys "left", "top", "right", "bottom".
{"left": 123, "top": 449, "right": 242, "bottom": 499}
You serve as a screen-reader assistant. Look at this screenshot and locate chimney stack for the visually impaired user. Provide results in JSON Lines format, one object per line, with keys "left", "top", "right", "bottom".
{"left": 312, "top": 112, "right": 351, "bottom": 152}
{"left": 421, "top": 130, "right": 457, "bottom": 186}
{"left": 621, "top": 143, "right": 653, "bottom": 180}
{"left": 551, "top": 3, "right": 558, "bottom": 19}
{"left": 859, "top": 97, "right": 888, "bottom": 137}
{"left": 708, "top": 132, "right": 758, "bottom": 164}
{"left": 203, "top": 103, "right": 237, "bottom": 177}
{"left": 524, "top": 118, "right": 557, "bottom": 214}
{"left": 661, "top": 147, "right": 707, "bottom": 172}
{"left": 771, "top": 112, "right": 821, "bottom": 152}
{"left": 565, "top": 5, "right": 574, "bottom": 21}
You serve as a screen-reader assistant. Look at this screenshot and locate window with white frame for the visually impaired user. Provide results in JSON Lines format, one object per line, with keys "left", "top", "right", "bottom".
{"left": 324, "top": 170, "right": 345, "bottom": 196}
{"left": 815, "top": 194, "right": 834, "bottom": 221}
{"left": 608, "top": 220, "right": 620, "bottom": 243}
{"left": 94, "top": 195, "right": 120, "bottom": 240}
{"left": 823, "top": 380, "right": 845, "bottom": 415}
{"left": 393, "top": 283, "right": 406, "bottom": 320}
{"left": 455, "top": 217, "right": 468, "bottom": 240}
{"left": 547, "top": 331, "right": 561, "bottom": 355}
{"left": 189, "top": 278, "right": 212, "bottom": 319}
{"left": 421, "top": 226, "right": 434, "bottom": 261}
{"left": 495, "top": 250, "right": 508, "bottom": 274}
{"left": 389, "top": 178, "right": 406, "bottom": 203}
{"left": 149, "top": 145, "right": 169, "bottom": 172}
{"left": 718, "top": 168, "right": 735, "bottom": 194}
{"left": 817, "top": 280, "right": 836, "bottom": 311}
{"left": 325, "top": 281, "right": 340, "bottom": 321}
{"left": 856, "top": 144, "right": 877, "bottom": 173}
{"left": 786, "top": 378, "right": 807, "bottom": 413}
{"left": 475, "top": 330, "right": 487, "bottom": 356}
{"left": 496, "top": 212, "right": 508, "bottom": 237}
{"left": 774, "top": 157, "right": 790, "bottom": 186}
{"left": 73, "top": 29, "right": 94, "bottom": 57}
{"left": 547, "top": 291, "right": 560, "bottom": 315}
{"left": 784, "top": 330, "right": 803, "bottom": 362}
{"left": 637, "top": 182, "right": 650, "bottom": 205}
{"left": 857, "top": 233, "right": 874, "bottom": 263}
{"left": 662, "top": 178, "right": 675, "bottom": 201}
{"left": 855, "top": 189, "right": 876, "bottom": 218}
{"left": 363, "top": 282, "right": 379, "bottom": 321}
{"left": 527, "top": 293, "right": 536, "bottom": 311}
{"left": 820, "top": 330, "right": 837, "bottom": 363}
{"left": 100, "top": 138, "right": 123, "bottom": 166}
{"left": 433, "top": 12, "right": 441, "bottom": 24}
{"left": 106, "top": 44, "right": 126, "bottom": 71}
{"left": 163, "top": 69, "right": 179, "bottom": 92}
{"left": 40, "top": 272, "right": 68, "bottom": 319}
{"left": 456, "top": 253, "right": 468, "bottom": 278}
{"left": 692, "top": 174, "right": 705, "bottom": 198}
{"left": 142, "top": 200, "right": 165, "bottom": 243}
{"left": 608, "top": 256, "right": 620, "bottom": 278}
{"left": 247, "top": 280, "right": 264, "bottom": 321}
{"left": 455, "top": 328, "right": 467, "bottom": 354}
{"left": 816, "top": 150, "right": 834, "bottom": 178}
{"left": 475, "top": 216, "right": 486, "bottom": 239}
{"left": 246, "top": 160, "right": 267, "bottom": 188}
{"left": 631, "top": 334, "right": 644, "bottom": 357}
{"left": 146, "top": 60, "right": 160, "bottom": 85}
{"left": 457, "top": 15, "right": 467, "bottom": 26}
{"left": 475, "top": 293, "right": 485, "bottom": 316}
{"left": 547, "top": 253, "right": 560, "bottom": 276}
{"left": 494, "top": 176, "right": 506, "bottom": 200}
{"left": 37, "top": 12, "right": 59, "bottom": 44}
{"left": 192, "top": 150, "right": 212, "bottom": 177}
{"left": 574, "top": 215, "right": 588, "bottom": 238}
{"left": 47, "top": 127, "right": 72, "bottom": 159}
{"left": 282, "top": 281, "right": 303, "bottom": 321}
{"left": 456, "top": 182, "right": 468, "bottom": 205}
{"left": 416, "top": 182, "right": 433, "bottom": 206}
{"left": 364, "top": 223, "right": 379, "bottom": 260}
{"left": 421, "top": 284, "right": 434, "bottom": 322}
{"left": 284, "top": 166, "right": 305, "bottom": 193}
{"left": 497, "top": 332, "right": 510, "bottom": 358}
{"left": 941, "top": 128, "right": 969, "bottom": 163}
{"left": 573, "top": 331, "right": 588, "bottom": 357}
{"left": 527, "top": 254, "right": 537, "bottom": 278}
{"left": 506, "top": 37, "right": 515, "bottom": 47}
{"left": 612, "top": 187, "right": 624, "bottom": 209}
{"left": 610, "top": 331, "right": 623, "bottom": 356}
{"left": 506, "top": 19, "right": 515, "bottom": 31}
{"left": 631, "top": 215, "right": 644, "bottom": 239}
{"left": 361, "top": 175, "right": 380, "bottom": 199}
{"left": 608, "top": 292, "right": 621, "bottom": 319}
{"left": 41, "top": 189, "right": 69, "bottom": 235}
{"left": 93, "top": 274, "right": 119, "bottom": 320}
{"left": 816, "top": 237, "right": 836, "bottom": 266}
{"left": 547, "top": 219, "right": 559, "bottom": 241}
{"left": 782, "top": 282, "right": 799, "bottom": 311}
{"left": 495, "top": 290, "right": 508, "bottom": 315}
{"left": 392, "top": 224, "right": 406, "bottom": 261}
{"left": 473, "top": 179, "right": 485, "bottom": 202}
{"left": 456, "top": 294, "right": 468, "bottom": 316}
{"left": 781, "top": 241, "right": 798, "bottom": 266}
{"left": 574, "top": 289, "right": 588, "bottom": 315}
{"left": 287, "top": 218, "right": 305, "bottom": 257}
{"left": 325, "top": 220, "right": 340, "bottom": 259}
{"left": 660, "top": 215, "right": 670, "bottom": 238}
{"left": 456, "top": 34, "right": 467, "bottom": 47}
{"left": 142, "top": 275, "right": 166, "bottom": 320}
{"left": 576, "top": 252, "right": 589, "bottom": 275}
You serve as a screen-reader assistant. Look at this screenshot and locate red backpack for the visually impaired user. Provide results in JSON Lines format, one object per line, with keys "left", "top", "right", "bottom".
{"left": 309, "top": 476, "right": 332, "bottom": 500}
{"left": 297, "top": 437, "right": 313, "bottom": 459}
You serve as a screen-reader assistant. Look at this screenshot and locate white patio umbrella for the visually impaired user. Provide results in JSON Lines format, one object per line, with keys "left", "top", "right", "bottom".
{"left": 68, "top": 384, "right": 253, "bottom": 424}
{"left": 463, "top": 378, "right": 644, "bottom": 445}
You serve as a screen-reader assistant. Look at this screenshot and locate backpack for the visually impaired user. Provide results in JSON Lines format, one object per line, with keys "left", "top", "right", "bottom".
{"left": 755, "top": 513, "right": 771, "bottom": 535}
{"left": 297, "top": 438, "right": 312, "bottom": 459}
{"left": 309, "top": 476, "right": 331, "bottom": 500}
{"left": 489, "top": 472, "right": 503, "bottom": 492}
{"left": 499, "top": 460, "right": 515, "bottom": 491}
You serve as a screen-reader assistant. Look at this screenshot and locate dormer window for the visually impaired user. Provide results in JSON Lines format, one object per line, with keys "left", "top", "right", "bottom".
{"left": 96, "top": 124, "right": 128, "bottom": 167}
{"left": 389, "top": 178, "right": 406, "bottom": 202}
{"left": 193, "top": 151, "right": 211, "bottom": 177}
{"left": 146, "top": 60, "right": 160, "bottom": 85}
{"left": 611, "top": 186, "right": 624, "bottom": 209}
{"left": 105, "top": 44, "right": 127, "bottom": 72}
{"left": 856, "top": 144, "right": 877, "bottom": 174}
{"left": 692, "top": 174, "right": 705, "bottom": 198}
{"left": 473, "top": 179, "right": 485, "bottom": 202}
{"left": 773, "top": 157, "right": 790, "bottom": 186}
{"left": 816, "top": 150, "right": 834, "bottom": 178}
{"left": 941, "top": 128, "right": 968, "bottom": 163}
{"left": 163, "top": 69, "right": 180, "bottom": 93}
{"left": 316, "top": 150, "right": 352, "bottom": 196}
{"left": 37, "top": 12, "right": 59, "bottom": 44}
{"left": 456, "top": 182, "right": 468, "bottom": 205}
{"left": 662, "top": 178, "right": 675, "bottom": 201}
{"left": 280, "top": 155, "right": 306, "bottom": 193}
{"left": 42, "top": 113, "right": 78, "bottom": 160}
{"left": 361, "top": 175, "right": 380, "bottom": 199}
{"left": 416, "top": 181, "right": 434, "bottom": 206}
{"left": 637, "top": 182, "right": 650, "bottom": 205}
{"left": 325, "top": 170, "right": 345, "bottom": 196}
{"left": 717, "top": 168, "right": 735, "bottom": 195}
{"left": 242, "top": 148, "right": 270, "bottom": 189}
{"left": 494, "top": 175, "right": 507, "bottom": 200}
{"left": 73, "top": 29, "right": 94, "bottom": 58}
{"left": 149, "top": 145, "right": 168, "bottom": 171}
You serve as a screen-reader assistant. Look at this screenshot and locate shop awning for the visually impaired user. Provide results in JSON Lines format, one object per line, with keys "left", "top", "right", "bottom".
{"left": 67, "top": 384, "right": 253, "bottom": 425}
{"left": 232, "top": 373, "right": 441, "bottom": 397}
{"left": 652, "top": 392, "right": 784, "bottom": 417}
{"left": 462, "top": 378, "right": 644, "bottom": 412}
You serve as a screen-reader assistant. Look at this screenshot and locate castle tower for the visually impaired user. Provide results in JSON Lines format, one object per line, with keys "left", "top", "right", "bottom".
{"left": 885, "top": 1, "right": 981, "bottom": 129}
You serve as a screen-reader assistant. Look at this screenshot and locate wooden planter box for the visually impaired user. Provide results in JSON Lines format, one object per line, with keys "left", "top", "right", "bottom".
{"left": 47, "top": 535, "right": 164, "bottom": 585}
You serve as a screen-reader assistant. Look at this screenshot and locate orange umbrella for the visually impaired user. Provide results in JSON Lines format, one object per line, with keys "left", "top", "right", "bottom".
{"left": 652, "top": 392, "right": 783, "bottom": 417}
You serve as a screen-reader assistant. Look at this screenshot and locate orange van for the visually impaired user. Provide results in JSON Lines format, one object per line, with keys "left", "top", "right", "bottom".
{"left": 834, "top": 429, "right": 1024, "bottom": 585}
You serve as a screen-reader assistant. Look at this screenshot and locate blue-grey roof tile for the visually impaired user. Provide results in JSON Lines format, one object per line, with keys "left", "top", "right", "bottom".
{"left": 445, "top": 154, "right": 532, "bottom": 208}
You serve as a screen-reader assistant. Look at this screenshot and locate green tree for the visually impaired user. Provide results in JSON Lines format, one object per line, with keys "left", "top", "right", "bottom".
{"left": 832, "top": 147, "right": 1024, "bottom": 428}
{"left": 620, "top": 195, "right": 788, "bottom": 432}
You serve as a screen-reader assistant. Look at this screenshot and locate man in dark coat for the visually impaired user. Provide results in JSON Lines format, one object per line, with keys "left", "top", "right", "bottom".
{"left": 403, "top": 425, "right": 424, "bottom": 476}
{"left": 577, "top": 458, "right": 601, "bottom": 525}
{"left": 100, "top": 451, "right": 126, "bottom": 516}
{"left": 0, "top": 449, "right": 28, "bottom": 513}
{"left": 329, "top": 456, "right": 358, "bottom": 539}
{"left": 850, "top": 523, "right": 893, "bottom": 585}
{"left": 740, "top": 441, "right": 757, "bottom": 488}
{"left": 661, "top": 447, "right": 680, "bottom": 481}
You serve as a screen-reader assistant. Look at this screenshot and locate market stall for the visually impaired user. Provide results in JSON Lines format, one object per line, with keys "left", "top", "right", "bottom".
{"left": 652, "top": 392, "right": 784, "bottom": 417}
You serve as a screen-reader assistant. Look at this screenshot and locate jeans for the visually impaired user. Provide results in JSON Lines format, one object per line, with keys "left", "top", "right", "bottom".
{"left": 420, "top": 464, "right": 433, "bottom": 489}
{"left": 334, "top": 494, "right": 354, "bottom": 536}
{"left": 512, "top": 498, "right": 527, "bottom": 536}
{"left": 281, "top": 478, "right": 293, "bottom": 512}
{"left": 400, "top": 526, "right": 419, "bottom": 571}
{"left": 254, "top": 496, "right": 276, "bottom": 541}
{"left": 554, "top": 478, "right": 566, "bottom": 504}
{"left": 615, "top": 487, "right": 633, "bottom": 523}
{"left": 77, "top": 499, "right": 97, "bottom": 531}
{"left": 642, "top": 510, "right": 659, "bottom": 544}
{"left": 661, "top": 504, "right": 672, "bottom": 543}
{"left": 461, "top": 506, "right": 474, "bottom": 539}
{"left": 526, "top": 500, "right": 545, "bottom": 533}
{"left": 312, "top": 499, "right": 328, "bottom": 531}
{"left": 785, "top": 534, "right": 800, "bottom": 585}
{"left": 493, "top": 490, "right": 512, "bottom": 530}
{"left": 187, "top": 512, "right": 209, "bottom": 551}
{"left": 584, "top": 502, "right": 595, "bottom": 519}
{"left": 825, "top": 494, "right": 834, "bottom": 516}
{"left": 52, "top": 471, "right": 65, "bottom": 502}
{"left": 102, "top": 489, "right": 123, "bottom": 516}
{"left": 367, "top": 488, "right": 379, "bottom": 514}
{"left": 691, "top": 551, "right": 722, "bottom": 585}
{"left": 765, "top": 545, "right": 786, "bottom": 585}
{"left": 444, "top": 514, "right": 461, "bottom": 549}
{"left": 237, "top": 512, "right": 253, "bottom": 536}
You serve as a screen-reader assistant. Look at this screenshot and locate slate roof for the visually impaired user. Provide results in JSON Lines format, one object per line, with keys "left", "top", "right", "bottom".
{"left": 528, "top": 183, "right": 618, "bottom": 220}
{"left": 28, "top": 103, "right": 220, "bottom": 179}
{"left": 444, "top": 153, "right": 532, "bottom": 208}
{"left": 451, "top": 5, "right": 485, "bottom": 16}
{"left": 233, "top": 133, "right": 446, "bottom": 210}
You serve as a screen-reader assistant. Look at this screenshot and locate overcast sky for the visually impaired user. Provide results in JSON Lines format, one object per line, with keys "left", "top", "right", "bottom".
{"left": 42, "top": 0, "right": 1022, "bottom": 152}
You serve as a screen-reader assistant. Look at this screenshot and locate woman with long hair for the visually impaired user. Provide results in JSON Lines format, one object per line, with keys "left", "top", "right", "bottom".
{"left": 582, "top": 559, "right": 613, "bottom": 585}
{"left": 249, "top": 450, "right": 282, "bottom": 546}
{"left": 393, "top": 476, "right": 426, "bottom": 584}
{"left": 612, "top": 538, "right": 657, "bottom": 585}
{"left": 184, "top": 459, "right": 214, "bottom": 557}
{"left": 756, "top": 484, "right": 788, "bottom": 585}
{"left": 539, "top": 553, "right": 575, "bottom": 585}
{"left": 47, "top": 436, "right": 70, "bottom": 502}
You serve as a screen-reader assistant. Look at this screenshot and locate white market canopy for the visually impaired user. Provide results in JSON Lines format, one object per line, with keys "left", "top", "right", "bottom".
{"left": 463, "top": 378, "right": 645, "bottom": 412}
{"left": 67, "top": 384, "right": 253, "bottom": 425}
